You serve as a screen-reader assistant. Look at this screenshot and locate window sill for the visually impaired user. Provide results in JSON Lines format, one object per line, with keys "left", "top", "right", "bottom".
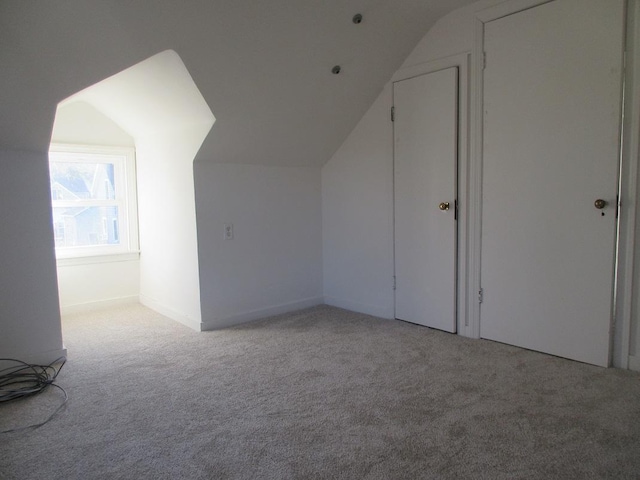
{"left": 56, "top": 251, "right": 140, "bottom": 267}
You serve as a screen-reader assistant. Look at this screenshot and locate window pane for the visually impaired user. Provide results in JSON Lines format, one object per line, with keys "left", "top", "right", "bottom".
{"left": 49, "top": 162, "right": 116, "bottom": 201}
{"left": 52, "top": 206, "right": 121, "bottom": 248}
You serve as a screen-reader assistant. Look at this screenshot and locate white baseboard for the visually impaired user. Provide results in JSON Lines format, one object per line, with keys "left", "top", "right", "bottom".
{"left": 139, "top": 294, "right": 201, "bottom": 331}
{"left": 629, "top": 355, "right": 640, "bottom": 372}
{"left": 323, "top": 296, "right": 394, "bottom": 319}
{"left": 0, "top": 348, "right": 68, "bottom": 370}
{"left": 60, "top": 295, "right": 139, "bottom": 316}
{"left": 201, "top": 296, "right": 324, "bottom": 330}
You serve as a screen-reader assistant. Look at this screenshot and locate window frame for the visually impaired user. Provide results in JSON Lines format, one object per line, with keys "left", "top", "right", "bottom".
{"left": 48, "top": 144, "right": 139, "bottom": 262}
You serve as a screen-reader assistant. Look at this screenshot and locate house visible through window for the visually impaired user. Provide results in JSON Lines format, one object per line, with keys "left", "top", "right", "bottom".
{"left": 49, "top": 145, "right": 138, "bottom": 258}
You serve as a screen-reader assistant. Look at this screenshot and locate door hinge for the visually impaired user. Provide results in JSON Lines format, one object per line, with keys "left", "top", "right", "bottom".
{"left": 391, "top": 106, "right": 395, "bottom": 122}
{"left": 616, "top": 195, "right": 620, "bottom": 219}
{"left": 483, "top": 51, "right": 487, "bottom": 70}
{"left": 478, "top": 288, "right": 484, "bottom": 304}
{"left": 454, "top": 199, "right": 458, "bottom": 221}
{"left": 393, "top": 276, "right": 397, "bottom": 290}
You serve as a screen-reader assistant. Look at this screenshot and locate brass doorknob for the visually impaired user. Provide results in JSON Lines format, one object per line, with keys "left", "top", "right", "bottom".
{"left": 439, "top": 202, "right": 450, "bottom": 211}
{"left": 594, "top": 199, "right": 607, "bottom": 209}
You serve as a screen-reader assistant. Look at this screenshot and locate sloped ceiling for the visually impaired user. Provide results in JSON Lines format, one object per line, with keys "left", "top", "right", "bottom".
{"left": 0, "top": 0, "right": 475, "bottom": 167}
{"left": 65, "top": 50, "right": 215, "bottom": 140}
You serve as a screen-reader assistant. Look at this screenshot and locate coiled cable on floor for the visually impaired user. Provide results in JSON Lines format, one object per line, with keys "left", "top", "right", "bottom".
{"left": 0, "top": 357, "right": 68, "bottom": 433}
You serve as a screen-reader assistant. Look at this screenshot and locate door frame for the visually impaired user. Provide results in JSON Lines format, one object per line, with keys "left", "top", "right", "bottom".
{"left": 619, "top": 0, "right": 640, "bottom": 370}
{"left": 472, "top": 0, "right": 640, "bottom": 368}
{"left": 391, "top": 52, "right": 471, "bottom": 336}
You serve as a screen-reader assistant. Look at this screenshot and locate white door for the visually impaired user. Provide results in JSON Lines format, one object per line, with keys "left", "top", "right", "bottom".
{"left": 394, "top": 67, "right": 458, "bottom": 332}
{"left": 480, "top": 0, "right": 625, "bottom": 366}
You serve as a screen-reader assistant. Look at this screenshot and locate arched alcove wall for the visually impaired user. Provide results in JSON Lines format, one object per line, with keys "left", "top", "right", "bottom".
{"left": 51, "top": 101, "right": 139, "bottom": 311}
{"left": 61, "top": 50, "right": 215, "bottom": 329}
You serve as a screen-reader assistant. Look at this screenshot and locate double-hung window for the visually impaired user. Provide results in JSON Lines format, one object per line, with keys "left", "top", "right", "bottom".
{"left": 48, "top": 144, "right": 139, "bottom": 259}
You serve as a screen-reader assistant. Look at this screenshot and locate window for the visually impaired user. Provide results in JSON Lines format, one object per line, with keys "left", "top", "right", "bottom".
{"left": 48, "top": 145, "right": 138, "bottom": 259}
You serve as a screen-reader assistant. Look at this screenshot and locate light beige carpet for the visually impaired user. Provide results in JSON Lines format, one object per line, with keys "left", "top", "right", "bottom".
{"left": 1, "top": 304, "right": 639, "bottom": 479}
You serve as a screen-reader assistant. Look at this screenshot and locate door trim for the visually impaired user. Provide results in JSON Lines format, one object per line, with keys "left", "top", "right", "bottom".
{"left": 476, "top": 0, "right": 554, "bottom": 23}
{"left": 617, "top": 0, "right": 640, "bottom": 369}
{"left": 392, "top": 52, "right": 471, "bottom": 336}
{"left": 473, "top": 0, "right": 635, "bottom": 365}
{"left": 470, "top": 0, "right": 556, "bottom": 344}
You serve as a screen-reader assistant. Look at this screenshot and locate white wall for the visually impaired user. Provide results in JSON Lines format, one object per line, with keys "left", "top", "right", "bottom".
{"left": 0, "top": 149, "right": 65, "bottom": 364}
{"left": 51, "top": 100, "right": 140, "bottom": 313}
{"left": 56, "top": 258, "right": 139, "bottom": 313}
{"left": 398, "top": 0, "right": 498, "bottom": 70}
{"left": 61, "top": 51, "right": 215, "bottom": 331}
{"left": 322, "top": 0, "right": 500, "bottom": 321}
{"left": 137, "top": 128, "right": 209, "bottom": 330}
{"left": 0, "top": 2, "right": 464, "bottom": 365}
{"left": 323, "top": 0, "right": 640, "bottom": 369}
{"left": 195, "top": 163, "right": 323, "bottom": 329}
{"left": 322, "top": 85, "right": 395, "bottom": 318}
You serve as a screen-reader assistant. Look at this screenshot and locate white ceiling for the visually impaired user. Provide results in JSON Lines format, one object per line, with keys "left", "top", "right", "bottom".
{"left": 0, "top": 0, "right": 475, "bottom": 167}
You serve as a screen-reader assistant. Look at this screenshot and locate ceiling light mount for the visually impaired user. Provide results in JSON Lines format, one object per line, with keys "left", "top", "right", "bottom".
{"left": 352, "top": 13, "right": 363, "bottom": 24}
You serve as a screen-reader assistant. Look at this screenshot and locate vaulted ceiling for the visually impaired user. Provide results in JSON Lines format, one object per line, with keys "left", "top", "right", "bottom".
{"left": 0, "top": 0, "right": 475, "bottom": 167}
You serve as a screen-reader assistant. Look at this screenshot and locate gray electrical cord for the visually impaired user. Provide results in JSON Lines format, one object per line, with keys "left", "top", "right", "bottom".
{"left": 0, "top": 357, "right": 68, "bottom": 434}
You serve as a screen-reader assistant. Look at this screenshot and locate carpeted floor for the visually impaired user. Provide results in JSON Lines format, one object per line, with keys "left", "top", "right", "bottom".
{"left": 1, "top": 304, "right": 639, "bottom": 479}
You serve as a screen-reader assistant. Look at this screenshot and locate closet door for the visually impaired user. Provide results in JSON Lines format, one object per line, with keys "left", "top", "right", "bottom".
{"left": 394, "top": 67, "right": 458, "bottom": 332}
{"left": 480, "top": 0, "right": 625, "bottom": 366}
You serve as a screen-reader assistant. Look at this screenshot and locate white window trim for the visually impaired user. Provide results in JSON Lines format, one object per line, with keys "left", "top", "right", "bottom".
{"left": 49, "top": 143, "right": 139, "bottom": 261}
{"left": 56, "top": 251, "right": 140, "bottom": 267}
